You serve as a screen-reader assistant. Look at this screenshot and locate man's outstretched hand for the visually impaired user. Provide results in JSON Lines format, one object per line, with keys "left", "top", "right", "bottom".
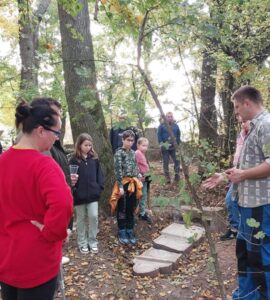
{"left": 201, "top": 173, "right": 225, "bottom": 189}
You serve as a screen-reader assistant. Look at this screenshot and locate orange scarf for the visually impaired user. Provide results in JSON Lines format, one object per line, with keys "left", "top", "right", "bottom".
{"left": 109, "top": 177, "right": 143, "bottom": 214}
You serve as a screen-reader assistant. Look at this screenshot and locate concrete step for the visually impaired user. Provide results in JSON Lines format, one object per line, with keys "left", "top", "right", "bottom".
{"left": 133, "top": 247, "right": 182, "bottom": 276}
{"left": 153, "top": 223, "right": 205, "bottom": 253}
{"left": 180, "top": 205, "right": 225, "bottom": 233}
{"left": 133, "top": 223, "right": 205, "bottom": 277}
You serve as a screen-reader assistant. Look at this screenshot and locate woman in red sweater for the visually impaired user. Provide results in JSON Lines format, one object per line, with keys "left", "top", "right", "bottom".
{"left": 0, "top": 99, "right": 73, "bottom": 300}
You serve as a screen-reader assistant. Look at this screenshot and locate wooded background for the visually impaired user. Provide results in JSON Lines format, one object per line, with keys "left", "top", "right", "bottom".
{"left": 1, "top": 0, "right": 270, "bottom": 205}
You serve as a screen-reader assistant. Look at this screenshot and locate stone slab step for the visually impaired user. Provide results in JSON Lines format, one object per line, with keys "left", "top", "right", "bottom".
{"left": 161, "top": 223, "right": 205, "bottom": 239}
{"left": 180, "top": 206, "right": 224, "bottom": 233}
{"left": 133, "top": 223, "right": 205, "bottom": 277}
{"left": 133, "top": 247, "right": 182, "bottom": 277}
{"left": 153, "top": 223, "right": 205, "bottom": 253}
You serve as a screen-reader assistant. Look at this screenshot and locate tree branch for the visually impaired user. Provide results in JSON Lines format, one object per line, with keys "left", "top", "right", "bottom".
{"left": 136, "top": 8, "right": 227, "bottom": 300}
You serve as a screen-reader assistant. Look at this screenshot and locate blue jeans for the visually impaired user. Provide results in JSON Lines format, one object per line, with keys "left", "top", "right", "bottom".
{"left": 161, "top": 147, "right": 180, "bottom": 178}
{"left": 225, "top": 184, "right": 239, "bottom": 230}
{"left": 232, "top": 204, "right": 270, "bottom": 300}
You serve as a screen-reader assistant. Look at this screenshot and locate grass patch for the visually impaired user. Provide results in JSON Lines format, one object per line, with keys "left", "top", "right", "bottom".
{"left": 152, "top": 195, "right": 180, "bottom": 208}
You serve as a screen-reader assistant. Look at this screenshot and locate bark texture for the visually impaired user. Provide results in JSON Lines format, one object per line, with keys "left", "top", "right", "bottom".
{"left": 58, "top": 0, "right": 114, "bottom": 209}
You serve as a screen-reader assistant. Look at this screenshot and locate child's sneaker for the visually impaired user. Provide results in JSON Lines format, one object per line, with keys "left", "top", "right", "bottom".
{"left": 126, "top": 229, "right": 136, "bottom": 245}
{"left": 90, "top": 246, "right": 98, "bottom": 254}
{"left": 139, "top": 212, "right": 152, "bottom": 224}
{"left": 118, "top": 229, "right": 129, "bottom": 245}
{"left": 80, "top": 246, "right": 89, "bottom": 254}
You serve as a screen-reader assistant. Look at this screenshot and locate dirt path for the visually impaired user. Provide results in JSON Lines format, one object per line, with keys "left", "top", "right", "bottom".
{"left": 56, "top": 161, "right": 237, "bottom": 299}
{"left": 58, "top": 217, "right": 237, "bottom": 300}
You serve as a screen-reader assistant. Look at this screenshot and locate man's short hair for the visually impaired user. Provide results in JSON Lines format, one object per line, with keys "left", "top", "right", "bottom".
{"left": 122, "top": 130, "right": 135, "bottom": 140}
{"left": 231, "top": 86, "right": 263, "bottom": 104}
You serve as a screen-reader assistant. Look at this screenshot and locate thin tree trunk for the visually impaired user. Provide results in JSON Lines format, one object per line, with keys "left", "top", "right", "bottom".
{"left": 137, "top": 9, "right": 227, "bottom": 300}
{"left": 199, "top": 51, "right": 218, "bottom": 144}
{"left": 220, "top": 72, "right": 236, "bottom": 158}
{"left": 17, "top": 0, "right": 51, "bottom": 96}
{"left": 57, "top": 0, "right": 114, "bottom": 210}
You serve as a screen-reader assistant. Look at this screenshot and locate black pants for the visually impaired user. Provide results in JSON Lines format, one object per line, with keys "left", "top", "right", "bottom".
{"left": 0, "top": 275, "right": 58, "bottom": 300}
{"left": 117, "top": 183, "right": 137, "bottom": 230}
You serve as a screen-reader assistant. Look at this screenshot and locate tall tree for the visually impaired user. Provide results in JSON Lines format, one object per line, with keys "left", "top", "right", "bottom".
{"left": 198, "top": 51, "right": 218, "bottom": 143}
{"left": 17, "top": 0, "right": 51, "bottom": 96}
{"left": 57, "top": 0, "right": 114, "bottom": 207}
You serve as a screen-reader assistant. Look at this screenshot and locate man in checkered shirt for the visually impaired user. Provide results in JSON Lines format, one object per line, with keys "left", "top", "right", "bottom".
{"left": 226, "top": 86, "right": 270, "bottom": 300}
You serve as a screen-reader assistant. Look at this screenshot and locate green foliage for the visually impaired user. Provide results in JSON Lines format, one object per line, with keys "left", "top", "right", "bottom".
{"left": 246, "top": 218, "right": 260, "bottom": 228}
{"left": 180, "top": 190, "right": 192, "bottom": 205}
{"left": 254, "top": 231, "right": 266, "bottom": 240}
{"left": 152, "top": 195, "right": 180, "bottom": 208}
{"left": 187, "top": 232, "right": 198, "bottom": 243}
{"left": 263, "top": 144, "right": 270, "bottom": 156}
{"left": 207, "top": 256, "right": 215, "bottom": 273}
{"left": 183, "top": 212, "right": 192, "bottom": 228}
{"left": 0, "top": 60, "right": 19, "bottom": 126}
{"left": 189, "top": 173, "right": 201, "bottom": 185}
{"left": 66, "top": 24, "right": 84, "bottom": 42}
{"left": 160, "top": 141, "right": 170, "bottom": 150}
{"left": 58, "top": 0, "right": 83, "bottom": 17}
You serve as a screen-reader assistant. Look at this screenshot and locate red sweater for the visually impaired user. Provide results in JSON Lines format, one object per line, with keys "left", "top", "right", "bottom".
{"left": 0, "top": 147, "right": 73, "bottom": 288}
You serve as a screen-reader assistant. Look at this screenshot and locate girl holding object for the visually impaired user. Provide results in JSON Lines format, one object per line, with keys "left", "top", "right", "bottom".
{"left": 69, "top": 133, "right": 104, "bottom": 254}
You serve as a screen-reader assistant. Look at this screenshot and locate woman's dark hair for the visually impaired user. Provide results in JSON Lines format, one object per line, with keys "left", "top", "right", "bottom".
{"left": 74, "top": 133, "right": 98, "bottom": 160}
{"left": 15, "top": 99, "right": 58, "bottom": 133}
{"left": 30, "top": 97, "right": 62, "bottom": 111}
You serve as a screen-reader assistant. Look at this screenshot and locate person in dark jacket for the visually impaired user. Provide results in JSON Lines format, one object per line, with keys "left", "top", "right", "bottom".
{"left": 69, "top": 133, "right": 104, "bottom": 254}
{"left": 110, "top": 126, "right": 140, "bottom": 154}
{"left": 157, "top": 112, "right": 181, "bottom": 184}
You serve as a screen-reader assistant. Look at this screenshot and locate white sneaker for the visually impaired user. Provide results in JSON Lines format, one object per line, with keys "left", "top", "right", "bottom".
{"left": 90, "top": 246, "right": 98, "bottom": 254}
{"left": 61, "top": 256, "right": 70, "bottom": 264}
{"left": 80, "top": 246, "right": 89, "bottom": 254}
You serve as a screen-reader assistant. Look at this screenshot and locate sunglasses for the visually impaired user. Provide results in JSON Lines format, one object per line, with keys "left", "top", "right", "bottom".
{"left": 42, "top": 125, "right": 62, "bottom": 138}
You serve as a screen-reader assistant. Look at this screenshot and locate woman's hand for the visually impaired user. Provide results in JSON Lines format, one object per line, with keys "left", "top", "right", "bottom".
{"left": 31, "top": 220, "right": 44, "bottom": 231}
{"left": 71, "top": 174, "right": 79, "bottom": 187}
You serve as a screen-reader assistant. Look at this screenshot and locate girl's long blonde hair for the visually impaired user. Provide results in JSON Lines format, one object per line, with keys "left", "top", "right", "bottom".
{"left": 74, "top": 133, "right": 98, "bottom": 160}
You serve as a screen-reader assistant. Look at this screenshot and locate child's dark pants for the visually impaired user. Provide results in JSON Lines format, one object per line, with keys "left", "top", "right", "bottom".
{"left": 117, "top": 182, "right": 137, "bottom": 230}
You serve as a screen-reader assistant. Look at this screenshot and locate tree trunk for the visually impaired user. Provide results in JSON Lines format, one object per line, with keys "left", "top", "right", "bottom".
{"left": 198, "top": 51, "right": 218, "bottom": 144}
{"left": 220, "top": 72, "right": 237, "bottom": 158}
{"left": 57, "top": 0, "right": 114, "bottom": 210}
{"left": 17, "top": 0, "right": 51, "bottom": 96}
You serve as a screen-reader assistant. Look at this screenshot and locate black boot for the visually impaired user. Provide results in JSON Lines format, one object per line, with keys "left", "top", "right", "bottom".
{"left": 220, "top": 228, "right": 237, "bottom": 241}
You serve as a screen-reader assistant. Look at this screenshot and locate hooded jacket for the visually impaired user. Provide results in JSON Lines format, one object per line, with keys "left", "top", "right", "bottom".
{"left": 69, "top": 156, "right": 105, "bottom": 206}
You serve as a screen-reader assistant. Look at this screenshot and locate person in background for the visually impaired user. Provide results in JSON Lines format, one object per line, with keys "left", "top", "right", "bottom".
{"left": 202, "top": 117, "right": 250, "bottom": 240}
{"left": 109, "top": 130, "right": 143, "bottom": 245}
{"left": 157, "top": 112, "right": 181, "bottom": 184}
{"left": 69, "top": 133, "right": 104, "bottom": 254}
{"left": 0, "top": 99, "right": 73, "bottom": 300}
{"left": 135, "top": 137, "right": 152, "bottom": 224}
{"left": 109, "top": 114, "right": 140, "bottom": 154}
